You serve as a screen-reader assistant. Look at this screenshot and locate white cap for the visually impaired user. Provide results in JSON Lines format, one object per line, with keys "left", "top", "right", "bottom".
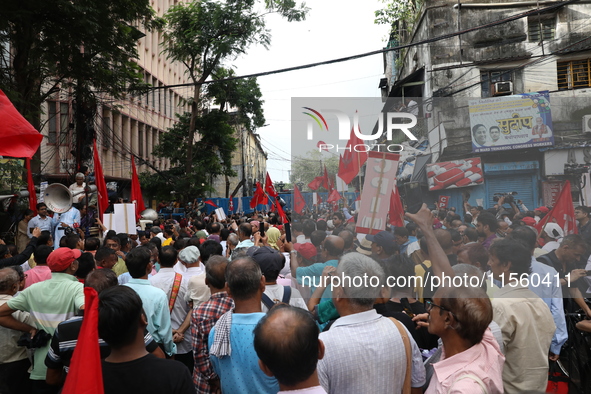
{"left": 543, "top": 223, "right": 564, "bottom": 240}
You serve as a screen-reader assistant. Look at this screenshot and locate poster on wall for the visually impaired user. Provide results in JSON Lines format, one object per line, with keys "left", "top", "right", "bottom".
{"left": 469, "top": 91, "right": 554, "bottom": 153}
{"left": 427, "top": 157, "right": 483, "bottom": 191}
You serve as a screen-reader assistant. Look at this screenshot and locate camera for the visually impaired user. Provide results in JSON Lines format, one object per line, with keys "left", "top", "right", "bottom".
{"left": 493, "top": 192, "right": 518, "bottom": 204}
{"left": 564, "top": 163, "right": 590, "bottom": 175}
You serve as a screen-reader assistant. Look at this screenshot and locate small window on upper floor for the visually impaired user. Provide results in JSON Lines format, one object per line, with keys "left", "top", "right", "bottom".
{"left": 528, "top": 14, "right": 556, "bottom": 42}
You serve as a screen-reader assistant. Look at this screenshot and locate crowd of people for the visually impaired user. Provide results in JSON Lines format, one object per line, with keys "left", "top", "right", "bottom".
{"left": 0, "top": 194, "right": 590, "bottom": 394}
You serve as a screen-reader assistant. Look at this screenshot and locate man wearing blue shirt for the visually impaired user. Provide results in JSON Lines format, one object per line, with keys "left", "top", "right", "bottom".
{"left": 124, "top": 246, "right": 176, "bottom": 357}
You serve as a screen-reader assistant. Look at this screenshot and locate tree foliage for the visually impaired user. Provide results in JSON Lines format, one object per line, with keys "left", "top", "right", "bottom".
{"left": 0, "top": 0, "right": 157, "bottom": 127}
{"left": 289, "top": 151, "right": 339, "bottom": 192}
{"left": 374, "top": 0, "right": 424, "bottom": 38}
{"left": 161, "top": 0, "right": 308, "bottom": 180}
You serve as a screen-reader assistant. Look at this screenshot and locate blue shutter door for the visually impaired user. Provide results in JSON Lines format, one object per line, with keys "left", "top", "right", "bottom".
{"left": 485, "top": 174, "right": 536, "bottom": 210}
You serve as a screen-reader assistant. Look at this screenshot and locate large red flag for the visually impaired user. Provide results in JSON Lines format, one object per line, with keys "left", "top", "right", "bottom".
{"left": 307, "top": 176, "right": 323, "bottom": 191}
{"left": 204, "top": 200, "right": 218, "bottom": 208}
{"left": 275, "top": 198, "right": 289, "bottom": 223}
{"left": 228, "top": 197, "right": 234, "bottom": 213}
{"left": 61, "top": 287, "right": 103, "bottom": 394}
{"left": 338, "top": 127, "right": 368, "bottom": 184}
{"left": 293, "top": 185, "right": 306, "bottom": 214}
{"left": 130, "top": 157, "right": 146, "bottom": 221}
{"left": 327, "top": 189, "right": 341, "bottom": 203}
{"left": 0, "top": 90, "right": 43, "bottom": 158}
{"left": 265, "top": 172, "right": 278, "bottom": 198}
{"left": 535, "top": 180, "right": 578, "bottom": 236}
{"left": 250, "top": 182, "right": 268, "bottom": 208}
{"left": 26, "top": 158, "right": 37, "bottom": 215}
{"left": 389, "top": 185, "right": 405, "bottom": 227}
{"left": 93, "top": 140, "right": 109, "bottom": 218}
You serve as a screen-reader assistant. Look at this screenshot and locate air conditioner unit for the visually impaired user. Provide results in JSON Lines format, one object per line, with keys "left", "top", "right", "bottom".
{"left": 493, "top": 81, "right": 513, "bottom": 96}
{"left": 583, "top": 115, "right": 591, "bottom": 133}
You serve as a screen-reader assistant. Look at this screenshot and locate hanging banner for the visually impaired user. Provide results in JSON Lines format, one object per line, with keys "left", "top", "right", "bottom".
{"left": 469, "top": 91, "right": 554, "bottom": 153}
{"left": 356, "top": 151, "right": 400, "bottom": 235}
{"left": 427, "top": 157, "right": 483, "bottom": 191}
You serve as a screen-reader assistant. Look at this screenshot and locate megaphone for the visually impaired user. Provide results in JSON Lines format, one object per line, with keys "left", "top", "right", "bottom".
{"left": 0, "top": 190, "right": 29, "bottom": 201}
{"left": 44, "top": 184, "right": 98, "bottom": 214}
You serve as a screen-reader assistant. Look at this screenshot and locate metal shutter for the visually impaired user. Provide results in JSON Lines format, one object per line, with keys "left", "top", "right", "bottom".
{"left": 485, "top": 175, "right": 536, "bottom": 210}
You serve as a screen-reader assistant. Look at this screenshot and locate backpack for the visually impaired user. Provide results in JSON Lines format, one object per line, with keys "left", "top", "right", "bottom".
{"left": 261, "top": 286, "right": 292, "bottom": 310}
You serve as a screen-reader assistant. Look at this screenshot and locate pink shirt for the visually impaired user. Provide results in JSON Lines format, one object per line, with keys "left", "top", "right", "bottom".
{"left": 426, "top": 329, "right": 505, "bottom": 394}
{"left": 24, "top": 265, "right": 52, "bottom": 289}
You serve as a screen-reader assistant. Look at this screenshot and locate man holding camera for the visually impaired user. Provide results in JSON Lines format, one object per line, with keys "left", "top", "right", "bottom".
{"left": 53, "top": 205, "right": 80, "bottom": 250}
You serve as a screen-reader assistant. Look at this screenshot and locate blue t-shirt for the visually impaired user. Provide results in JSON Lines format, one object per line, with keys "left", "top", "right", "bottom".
{"left": 209, "top": 313, "right": 278, "bottom": 394}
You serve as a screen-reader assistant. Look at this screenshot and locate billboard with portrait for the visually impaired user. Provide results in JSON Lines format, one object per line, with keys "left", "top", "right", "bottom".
{"left": 469, "top": 91, "right": 554, "bottom": 153}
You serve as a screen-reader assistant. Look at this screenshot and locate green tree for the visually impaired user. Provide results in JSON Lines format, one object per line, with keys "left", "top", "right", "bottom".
{"left": 0, "top": 0, "right": 157, "bottom": 166}
{"left": 290, "top": 151, "right": 339, "bottom": 192}
{"left": 161, "top": 0, "right": 308, "bottom": 182}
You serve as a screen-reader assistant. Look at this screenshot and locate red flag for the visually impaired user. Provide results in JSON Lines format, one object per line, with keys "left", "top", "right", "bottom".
{"left": 308, "top": 176, "right": 323, "bottom": 191}
{"left": 338, "top": 126, "right": 368, "bottom": 184}
{"left": 204, "top": 200, "right": 218, "bottom": 208}
{"left": 293, "top": 186, "right": 306, "bottom": 214}
{"left": 265, "top": 172, "right": 278, "bottom": 198}
{"left": 130, "top": 157, "right": 146, "bottom": 221}
{"left": 389, "top": 185, "right": 405, "bottom": 227}
{"left": 317, "top": 141, "right": 329, "bottom": 152}
{"left": 535, "top": 180, "right": 578, "bottom": 236}
{"left": 327, "top": 189, "right": 341, "bottom": 203}
{"left": 0, "top": 90, "right": 43, "bottom": 158}
{"left": 62, "top": 287, "right": 103, "bottom": 394}
{"left": 321, "top": 165, "right": 330, "bottom": 190}
{"left": 229, "top": 197, "right": 234, "bottom": 213}
{"left": 250, "top": 182, "right": 268, "bottom": 208}
{"left": 275, "top": 198, "right": 289, "bottom": 223}
{"left": 25, "top": 158, "right": 37, "bottom": 215}
{"left": 93, "top": 140, "right": 109, "bottom": 218}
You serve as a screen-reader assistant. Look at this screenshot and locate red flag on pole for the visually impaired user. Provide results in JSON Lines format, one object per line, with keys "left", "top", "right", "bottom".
{"left": 275, "top": 199, "right": 289, "bottom": 223}
{"left": 250, "top": 182, "right": 268, "bottom": 208}
{"left": 321, "top": 165, "right": 330, "bottom": 190}
{"left": 0, "top": 90, "right": 43, "bottom": 158}
{"left": 293, "top": 185, "right": 306, "bottom": 214}
{"left": 535, "top": 180, "right": 578, "bottom": 236}
{"left": 265, "top": 172, "right": 278, "bottom": 198}
{"left": 338, "top": 126, "right": 368, "bottom": 184}
{"left": 130, "top": 157, "right": 146, "bottom": 221}
{"left": 229, "top": 197, "right": 234, "bottom": 213}
{"left": 307, "top": 176, "right": 323, "bottom": 191}
{"left": 327, "top": 189, "right": 341, "bottom": 203}
{"left": 204, "top": 200, "right": 218, "bottom": 208}
{"left": 389, "top": 185, "right": 405, "bottom": 227}
{"left": 25, "top": 158, "right": 37, "bottom": 215}
{"left": 61, "top": 287, "right": 103, "bottom": 394}
{"left": 93, "top": 140, "right": 109, "bottom": 219}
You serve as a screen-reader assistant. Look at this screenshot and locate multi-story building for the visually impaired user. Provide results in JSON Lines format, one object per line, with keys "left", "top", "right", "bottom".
{"left": 381, "top": 0, "right": 591, "bottom": 210}
{"left": 39, "top": 0, "right": 191, "bottom": 203}
{"left": 211, "top": 118, "right": 268, "bottom": 198}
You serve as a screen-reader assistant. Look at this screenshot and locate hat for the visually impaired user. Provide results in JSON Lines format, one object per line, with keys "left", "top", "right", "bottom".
{"left": 178, "top": 246, "right": 200, "bottom": 264}
{"left": 543, "top": 223, "right": 564, "bottom": 240}
{"left": 195, "top": 230, "right": 208, "bottom": 239}
{"left": 293, "top": 243, "right": 317, "bottom": 261}
{"left": 247, "top": 246, "right": 283, "bottom": 277}
{"left": 522, "top": 217, "right": 536, "bottom": 226}
{"left": 356, "top": 238, "right": 372, "bottom": 256}
{"left": 366, "top": 231, "right": 395, "bottom": 249}
{"left": 207, "top": 234, "right": 220, "bottom": 243}
{"left": 250, "top": 220, "right": 260, "bottom": 228}
{"left": 47, "top": 247, "right": 82, "bottom": 272}
{"left": 536, "top": 206, "right": 549, "bottom": 214}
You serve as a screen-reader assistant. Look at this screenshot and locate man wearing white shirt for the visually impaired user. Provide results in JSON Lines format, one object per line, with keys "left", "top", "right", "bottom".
{"left": 53, "top": 205, "right": 80, "bottom": 249}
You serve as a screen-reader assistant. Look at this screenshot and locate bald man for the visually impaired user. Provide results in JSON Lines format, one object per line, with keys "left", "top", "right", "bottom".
{"left": 254, "top": 305, "right": 326, "bottom": 393}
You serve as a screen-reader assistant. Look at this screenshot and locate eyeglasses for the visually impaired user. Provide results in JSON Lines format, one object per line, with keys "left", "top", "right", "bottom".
{"left": 425, "top": 300, "right": 460, "bottom": 322}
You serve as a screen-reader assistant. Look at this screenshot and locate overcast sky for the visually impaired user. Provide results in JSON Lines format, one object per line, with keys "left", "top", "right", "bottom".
{"left": 233, "top": 0, "right": 391, "bottom": 183}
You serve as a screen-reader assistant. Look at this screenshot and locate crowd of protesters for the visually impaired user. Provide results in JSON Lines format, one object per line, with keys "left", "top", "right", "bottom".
{"left": 0, "top": 192, "right": 590, "bottom": 394}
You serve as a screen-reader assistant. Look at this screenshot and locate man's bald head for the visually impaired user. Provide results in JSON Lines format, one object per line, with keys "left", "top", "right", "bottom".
{"left": 0, "top": 268, "right": 19, "bottom": 294}
{"left": 323, "top": 235, "right": 344, "bottom": 258}
{"left": 338, "top": 230, "right": 355, "bottom": 250}
{"left": 434, "top": 229, "right": 453, "bottom": 254}
{"left": 254, "top": 305, "right": 321, "bottom": 387}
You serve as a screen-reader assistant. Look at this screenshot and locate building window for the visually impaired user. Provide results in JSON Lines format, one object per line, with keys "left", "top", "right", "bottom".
{"left": 481, "top": 70, "right": 513, "bottom": 98}
{"left": 102, "top": 115, "right": 112, "bottom": 149}
{"left": 47, "top": 101, "right": 72, "bottom": 145}
{"left": 528, "top": 15, "right": 555, "bottom": 42}
{"left": 557, "top": 59, "right": 591, "bottom": 90}
{"left": 48, "top": 102, "right": 57, "bottom": 144}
